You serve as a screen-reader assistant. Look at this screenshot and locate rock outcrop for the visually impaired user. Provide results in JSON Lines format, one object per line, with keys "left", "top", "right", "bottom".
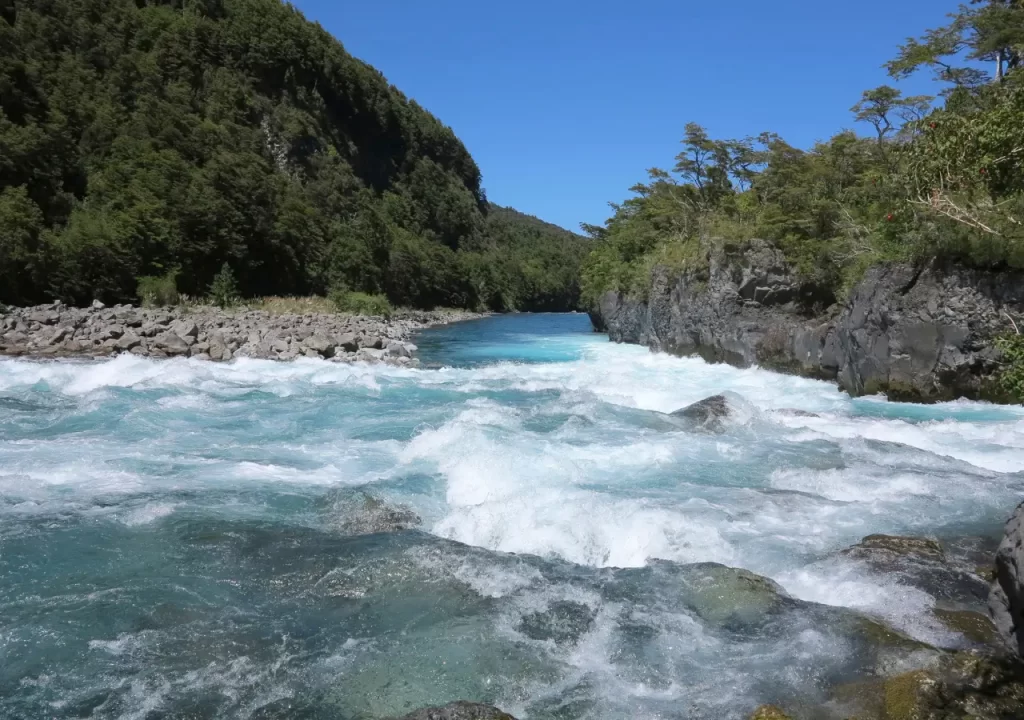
{"left": 0, "top": 303, "right": 479, "bottom": 365}
{"left": 991, "top": 502, "right": 1024, "bottom": 658}
{"left": 590, "top": 239, "right": 1024, "bottom": 402}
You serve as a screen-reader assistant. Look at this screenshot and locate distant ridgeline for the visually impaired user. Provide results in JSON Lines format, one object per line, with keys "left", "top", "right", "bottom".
{"left": 0, "top": 0, "right": 586, "bottom": 311}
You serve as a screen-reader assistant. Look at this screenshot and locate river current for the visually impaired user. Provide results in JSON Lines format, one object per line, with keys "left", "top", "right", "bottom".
{"left": 2, "top": 313, "right": 1023, "bottom": 719}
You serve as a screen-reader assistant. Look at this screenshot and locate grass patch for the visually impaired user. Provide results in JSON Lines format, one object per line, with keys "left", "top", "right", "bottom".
{"left": 328, "top": 290, "right": 393, "bottom": 317}
{"left": 250, "top": 296, "right": 335, "bottom": 315}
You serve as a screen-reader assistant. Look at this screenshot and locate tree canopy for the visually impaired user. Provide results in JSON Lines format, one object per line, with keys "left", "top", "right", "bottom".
{"left": 581, "top": 0, "right": 1024, "bottom": 308}
{"left": 0, "top": 0, "right": 586, "bottom": 310}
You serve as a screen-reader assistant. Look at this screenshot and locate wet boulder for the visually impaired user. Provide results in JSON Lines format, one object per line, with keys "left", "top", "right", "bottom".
{"left": 990, "top": 501, "right": 1024, "bottom": 658}
{"left": 829, "top": 651, "right": 1024, "bottom": 720}
{"left": 392, "top": 702, "right": 517, "bottom": 720}
{"left": 322, "top": 490, "right": 421, "bottom": 536}
{"left": 842, "top": 534, "right": 991, "bottom": 611}
{"left": 682, "top": 563, "right": 791, "bottom": 628}
{"left": 844, "top": 534, "right": 945, "bottom": 562}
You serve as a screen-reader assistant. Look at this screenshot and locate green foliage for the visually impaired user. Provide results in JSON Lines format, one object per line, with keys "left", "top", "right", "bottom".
{"left": 581, "top": 3, "right": 1024, "bottom": 310}
{"left": 208, "top": 263, "right": 240, "bottom": 308}
{"left": 995, "top": 332, "right": 1024, "bottom": 402}
{"left": 137, "top": 270, "right": 180, "bottom": 307}
{"left": 0, "top": 0, "right": 585, "bottom": 312}
{"left": 329, "top": 289, "right": 393, "bottom": 317}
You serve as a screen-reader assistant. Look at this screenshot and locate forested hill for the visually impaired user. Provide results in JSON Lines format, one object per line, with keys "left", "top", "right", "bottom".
{"left": 0, "top": 0, "right": 586, "bottom": 311}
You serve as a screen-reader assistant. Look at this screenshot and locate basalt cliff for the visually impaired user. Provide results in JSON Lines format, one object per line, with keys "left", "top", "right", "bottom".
{"left": 589, "top": 239, "right": 1024, "bottom": 403}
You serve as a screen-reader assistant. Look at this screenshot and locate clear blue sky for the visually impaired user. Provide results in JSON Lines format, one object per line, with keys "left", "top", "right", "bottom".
{"left": 292, "top": 0, "right": 954, "bottom": 232}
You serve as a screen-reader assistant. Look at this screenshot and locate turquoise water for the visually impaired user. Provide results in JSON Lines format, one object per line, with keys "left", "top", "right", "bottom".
{"left": 2, "top": 313, "right": 1023, "bottom": 719}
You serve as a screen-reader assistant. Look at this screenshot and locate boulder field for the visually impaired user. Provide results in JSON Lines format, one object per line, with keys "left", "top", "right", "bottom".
{"left": 0, "top": 301, "right": 482, "bottom": 365}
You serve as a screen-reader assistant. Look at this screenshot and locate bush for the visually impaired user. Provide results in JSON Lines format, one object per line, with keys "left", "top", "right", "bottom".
{"left": 995, "top": 332, "right": 1024, "bottom": 403}
{"left": 208, "top": 263, "right": 240, "bottom": 308}
{"left": 136, "top": 271, "right": 179, "bottom": 307}
{"left": 329, "top": 288, "right": 393, "bottom": 317}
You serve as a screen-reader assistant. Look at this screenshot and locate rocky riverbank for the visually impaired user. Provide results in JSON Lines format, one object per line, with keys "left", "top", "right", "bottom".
{"left": 0, "top": 302, "right": 483, "bottom": 365}
{"left": 590, "top": 239, "right": 1024, "bottom": 403}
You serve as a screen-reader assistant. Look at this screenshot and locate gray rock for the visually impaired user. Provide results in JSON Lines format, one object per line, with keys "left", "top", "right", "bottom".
{"left": 990, "top": 502, "right": 1024, "bottom": 657}
{"left": 323, "top": 491, "right": 421, "bottom": 535}
{"left": 48, "top": 327, "right": 72, "bottom": 345}
{"left": 670, "top": 395, "right": 730, "bottom": 427}
{"left": 208, "top": 332, "right": 231, "bottom": 361}
{"left": 303, "top": 334, "right": 335, "bottom": 358}
{"left": 359, "top": 334, "right": 384, "bottom": 350}
{"left": 170, "top": 319, "right": 198, "bottom": 339}
{"left": 517, "top": 600, "right": 596, "bottom": 644}
{"left": 336, "top": 332, "right": 358, "bottom": 352}
{"left": 391, "top": 702, "right": 517, "bottom": 720}
{"left": 152, "top": 332, "right": 189, "bottom": 355}
{"left": 115, "top": 333, "right": 142, "bottom": 351}
{"left": 91, "top": 299, "right": 105, "bottom": 310}
{"left": 386, "top": 340, "right": 411, "bottom": 358}
{"left": 591, "top": 240, "right": 1024, "bottom": 403}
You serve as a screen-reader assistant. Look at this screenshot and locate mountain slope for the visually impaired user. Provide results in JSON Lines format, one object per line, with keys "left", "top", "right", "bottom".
{"left": 0, "top": 0, "right": 583, "bottom": 310}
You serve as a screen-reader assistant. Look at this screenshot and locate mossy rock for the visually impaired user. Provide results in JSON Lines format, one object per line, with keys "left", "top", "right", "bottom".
{"left": 844, "top": 535, "right": 945, "bottom": 561}
{"left": 749, "top": 705, "right": 793, "bottom": 720}
{"left": 852, "top": 615, "right": 934, "bottom": 654}
{"left": 684, "top": 564, "right": 789, "bottom": 626}
{"left": 883, "top": 670, "right": 932, "bottom": 720}
{"left": 831, "top": 652, "right": 1024, "bottom": 720}
{"left": 932, "top": 609, "right": 999, "bottom": 646}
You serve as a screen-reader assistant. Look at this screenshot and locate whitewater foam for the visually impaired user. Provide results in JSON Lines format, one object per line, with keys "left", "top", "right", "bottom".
{"left": 4, "top": 316, "right": 1024, "bottom": 718}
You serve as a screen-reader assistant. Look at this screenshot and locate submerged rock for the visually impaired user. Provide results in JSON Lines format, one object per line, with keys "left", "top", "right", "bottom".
{"left": 842, "top": 534, "right": 991, "bottom": 613}
{"left": 323, "top": 490, "right": 422, "bottom": 536}
{"left": 671, "top": 394, "right": 730, "bottom": 423}
{"left": 392, "top": 702, "right": 518, "bottom": 720}
{"left": 844, "top": 534, "right": 946, "bottom": 562}
{"left": 683, "top": 563, "right": 790, "bottom": 627}
{"left": 990, "top": 501, "right": 1024, "bottom": 658}
{"left": 517, "top": 600, "right": 596, "bottom": 644}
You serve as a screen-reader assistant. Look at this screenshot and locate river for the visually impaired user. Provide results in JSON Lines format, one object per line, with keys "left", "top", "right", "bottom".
{"left": 2, "top": 313, "right": 1023, "bottom": 719}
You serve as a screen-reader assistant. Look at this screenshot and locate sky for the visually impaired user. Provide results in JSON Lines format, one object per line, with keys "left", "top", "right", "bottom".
{"left": 292, "top": 0, "right": 957, "bottom": 232}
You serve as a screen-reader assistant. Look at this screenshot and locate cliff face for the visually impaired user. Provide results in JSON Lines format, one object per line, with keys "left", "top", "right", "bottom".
{"left": 590, "top": 239, "right": 1024, "bottom": 402}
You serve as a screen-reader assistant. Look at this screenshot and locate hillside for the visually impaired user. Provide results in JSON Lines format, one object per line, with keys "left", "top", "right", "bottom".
{"left": 582, "top": 0, "right": 1024, "bottom": 401}
{"left": 0, "top": 0, "right": 585, "bottom": 310}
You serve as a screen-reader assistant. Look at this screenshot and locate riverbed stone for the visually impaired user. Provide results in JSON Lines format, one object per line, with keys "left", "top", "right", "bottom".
{"left": 392, "top": 703, "right": 517, "bottom": 720}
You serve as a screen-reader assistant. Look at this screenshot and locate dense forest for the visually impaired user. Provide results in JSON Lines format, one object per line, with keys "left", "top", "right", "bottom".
{"left": 580, "top": 0, "right": 1024, "bottom": 311}
{"left": 0, "top": 0, "right": 586, "bottom": 311}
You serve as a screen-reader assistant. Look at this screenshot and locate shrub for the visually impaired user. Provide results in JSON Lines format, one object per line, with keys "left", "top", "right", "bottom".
{"left": 329, "top": 288, "right": 392, "bottom": 317}
{"left": 208, "top": 263, "right": 240, "bottom": 308}
{"left": 995, "top": 332, "right": 1024, "bottom": 403}
{"left": 136, "top": 270, "right": 180, "bottom": 307}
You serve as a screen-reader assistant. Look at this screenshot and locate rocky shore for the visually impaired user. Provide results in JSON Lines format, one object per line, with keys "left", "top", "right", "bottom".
{"left": 591, "top": 239, "right": 1024, "bottom": 403}
{"left": 0, "top": 301, "right": 482, "bottom": 365}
